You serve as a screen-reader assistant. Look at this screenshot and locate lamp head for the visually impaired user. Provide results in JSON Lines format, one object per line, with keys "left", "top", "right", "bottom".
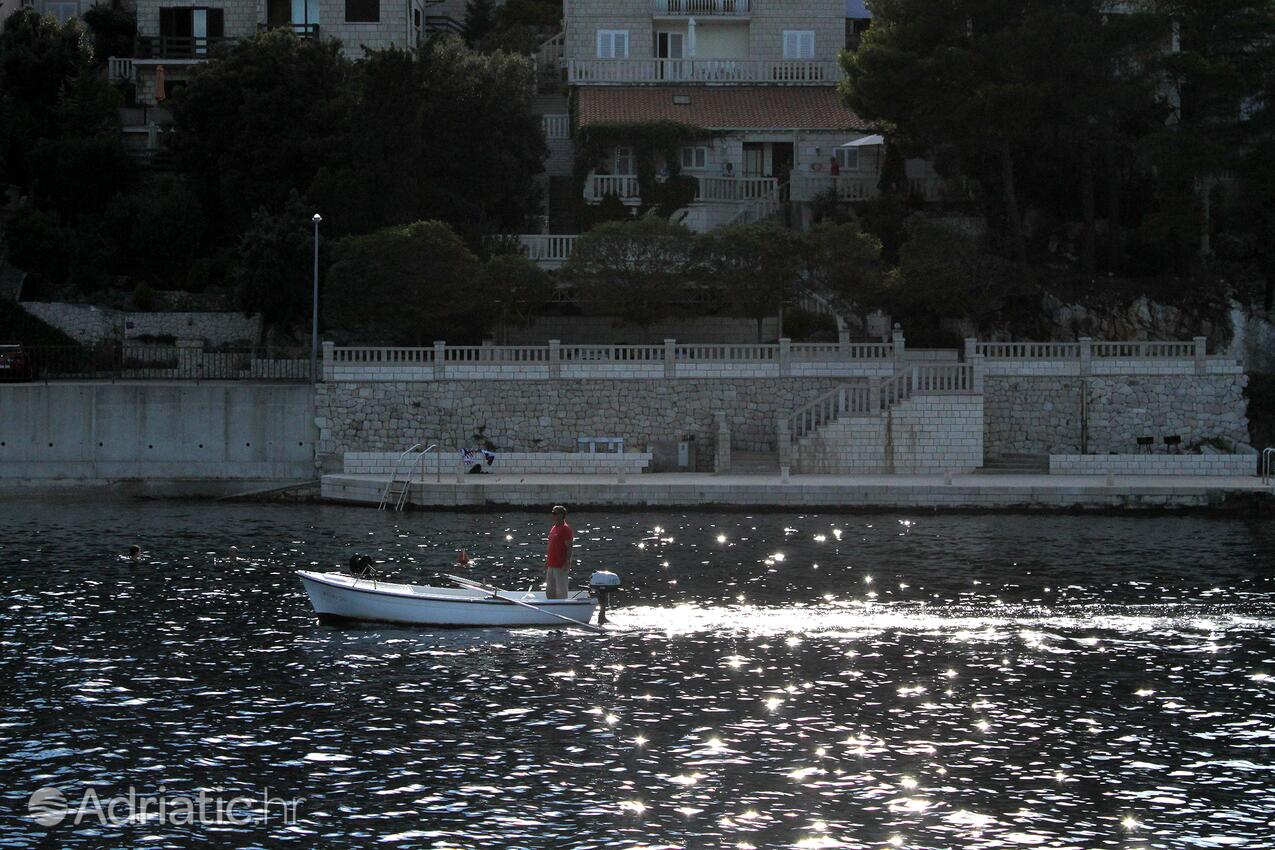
{"left": 312, "top": 213, "right": 322, "bottom": 224}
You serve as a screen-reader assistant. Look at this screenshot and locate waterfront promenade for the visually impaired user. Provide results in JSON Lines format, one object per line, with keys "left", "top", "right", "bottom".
{"left": 321, "top": 471, "right": 1272, "bottom": 511}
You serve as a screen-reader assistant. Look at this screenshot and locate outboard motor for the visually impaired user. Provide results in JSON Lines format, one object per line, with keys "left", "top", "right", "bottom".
{"left": 348, "top": 554, "right": 376, "bottom": 578}
{"left": 589, "top": 571, "right": 622, "bottom": 625}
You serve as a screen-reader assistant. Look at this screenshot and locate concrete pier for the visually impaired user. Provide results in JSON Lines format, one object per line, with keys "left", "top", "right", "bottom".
{"left": 321, "top": 472, "right": 1273, "bottom": 511}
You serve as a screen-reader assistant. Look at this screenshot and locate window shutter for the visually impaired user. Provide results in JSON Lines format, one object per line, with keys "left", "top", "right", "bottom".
{"left": 802, "top": 31, "right": 814, "bottom": 58}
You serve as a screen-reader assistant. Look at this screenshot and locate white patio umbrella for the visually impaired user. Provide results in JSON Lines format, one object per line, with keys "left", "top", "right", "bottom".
{"left": 840, "top": 134, "right": 885, "bottom": 147}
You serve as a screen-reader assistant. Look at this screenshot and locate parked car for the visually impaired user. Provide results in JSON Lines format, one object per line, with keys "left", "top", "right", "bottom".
{"left": 0, "top": 344, "right": 34, "bottom": 381}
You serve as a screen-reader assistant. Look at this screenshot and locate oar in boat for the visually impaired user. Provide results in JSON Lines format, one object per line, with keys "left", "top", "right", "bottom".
{"left": 444, "top": 573, "right": 605, "bottom": 634}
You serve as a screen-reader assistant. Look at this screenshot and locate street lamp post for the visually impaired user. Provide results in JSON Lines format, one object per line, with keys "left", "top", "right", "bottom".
{"left": 311, "top": 213, "right": 321, "bottom": 383}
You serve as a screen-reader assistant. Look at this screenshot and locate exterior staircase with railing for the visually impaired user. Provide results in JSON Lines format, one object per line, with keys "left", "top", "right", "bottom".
{"left": 778, "top": 363, "right": 982, "bottom": 474}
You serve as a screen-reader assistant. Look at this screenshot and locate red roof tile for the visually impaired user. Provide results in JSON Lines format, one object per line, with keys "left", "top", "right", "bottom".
{"left": 578, "top": 86, "right": 870, "bottom": 132}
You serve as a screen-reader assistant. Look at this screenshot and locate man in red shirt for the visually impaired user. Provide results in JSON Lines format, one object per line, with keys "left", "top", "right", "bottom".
{"left": 545, "top": 504, "right": 573, "bottom": 599}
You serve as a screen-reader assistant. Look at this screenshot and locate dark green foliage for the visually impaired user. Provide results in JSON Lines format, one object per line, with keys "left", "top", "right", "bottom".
{"left": 477, "top": 254, "right": 556, "bottom": 342}
{"left": 565, "top": 217, "right": 695, "bottom": 336}
{"left": 166, "top": 30, "right": 354, "bottom": 238}
{"left": 5, "top": 207, "right": 112, "bottom": 295}
{"left": 0, "top": 10, "right": 96, "bottom": 188}
{"left": 886, "top": 219, "right": 1017, "bottom": 324}
{"left": 696, "top": 224, "right": 804, "bottom": 342}
{"left": 801, "top": 222, "right": 887, "bottom": 308}
{"left": 82, "top": 5, "right": 136, "bottom": 68}
{"left": 103, "top": 176, "right": 206, "bottom": 286}
{"left": 463, "top": 0, "right": 498, "bottom": 45}
{"left": 29, "top": 132, "right": 134, "bottom": 218}
{"left": 575, "top": 120, "right": 715, "bottom": 217}
{"left": 323, "top": 220, "right": 482, "bottom": 345}
{"left": 233, "top": 194, "right": 317, "bottom": 341}
{"left": 132, "top": 281, "right": 156, "bottom": 311}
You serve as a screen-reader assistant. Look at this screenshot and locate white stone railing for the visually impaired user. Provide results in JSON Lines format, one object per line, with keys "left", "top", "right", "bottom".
{"left": 542, "top": 113, "right": 570, "bottom": 139}
{"left": 568, "top": 58, "right": 841, "bottom": 85}
{"left": 653, "top": 0, "right": 749, "bottom": 15}
{"left": 324, "top": 338, "right": 899, "bottom": 382}
{"left": 586, "top": 174, "right": 641, "bottom": 201}
{"left": 695, "top": 175, "right": 778, "bottom": 203}
{"left": 791, "top": 173, "right": 877, "bottom": 202}
{"left": 501, "top": 234, "right": 577, "bottom": 268}
{"left": 108, "top": 56, "right": 135, "bottom": 83}
{"left": 970, "top": 336, "right": 1238, "bottom": 376}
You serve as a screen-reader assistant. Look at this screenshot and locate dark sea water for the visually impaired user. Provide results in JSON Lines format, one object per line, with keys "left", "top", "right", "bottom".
{"left": 0, "top": 502, "right": 1273, "bottom": 849}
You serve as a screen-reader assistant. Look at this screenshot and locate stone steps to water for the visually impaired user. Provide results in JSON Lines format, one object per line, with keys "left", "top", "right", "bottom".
{"left": 976, "top": 453, "right": 1050, "bottom": 474}
{"left": 731, "top": 450, "right": 779, "bottom": 474}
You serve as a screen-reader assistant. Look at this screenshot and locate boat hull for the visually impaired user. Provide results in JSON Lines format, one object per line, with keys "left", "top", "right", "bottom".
{"left": 296, "top": 570, "right": 597, "bottom": 628}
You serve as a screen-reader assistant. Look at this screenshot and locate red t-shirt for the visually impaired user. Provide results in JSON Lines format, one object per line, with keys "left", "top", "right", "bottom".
{"left": 546, "top": 522, "right": 573, "bottom": 569}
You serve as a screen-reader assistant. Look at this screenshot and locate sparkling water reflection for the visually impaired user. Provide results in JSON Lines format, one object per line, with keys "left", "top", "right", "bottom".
{"left": 0, "top": 503, "right": 1273, "bottom": 849}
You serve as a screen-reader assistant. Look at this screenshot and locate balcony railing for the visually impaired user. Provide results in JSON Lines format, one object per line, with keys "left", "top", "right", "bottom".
{"left": 568, "top": 58, "right": 841, "bottom": 85}
{"left": 694, "top": 175, "right": 777, "bottom": 202}
{"left": 653, "top": 0, "right": 749, "bottom": 15}
{"left": 135, "top": 35, "right": 234, "bottom": 59}
{"left": 258, "top": 23, "right": 321, "bottom": 39}
{"left": 542, "top": 113, "right": 570, "bottom": 139}
{"left": 586, "top": 174, "right": 642, "bottom": 202}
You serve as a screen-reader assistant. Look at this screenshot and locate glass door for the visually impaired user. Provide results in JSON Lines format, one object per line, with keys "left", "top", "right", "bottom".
{"left": 656, "top": 32, "right": 685, "bottom": 80}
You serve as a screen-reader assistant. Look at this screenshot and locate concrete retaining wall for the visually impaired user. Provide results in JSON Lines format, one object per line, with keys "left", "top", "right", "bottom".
{"left": 984, "top": 374, "right": 1249, "bottom": 457}
{"left": 0, "top": 383, "right": 315, "bottom": 480}
{"left": 1049, "top": 454, "right": 1255, "bottom": 477}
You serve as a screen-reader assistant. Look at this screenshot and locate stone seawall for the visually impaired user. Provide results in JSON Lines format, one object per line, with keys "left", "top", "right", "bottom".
{"left": 315, "top": 379, "right": 846, "bottom": 468}
{"left": 984, "top": 374, "right": 1250, "bottom": 456}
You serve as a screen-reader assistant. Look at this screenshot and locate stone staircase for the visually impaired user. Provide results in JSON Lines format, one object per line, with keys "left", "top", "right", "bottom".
{"left": 975, "top": 453, "right": 1049, "bottom": 474}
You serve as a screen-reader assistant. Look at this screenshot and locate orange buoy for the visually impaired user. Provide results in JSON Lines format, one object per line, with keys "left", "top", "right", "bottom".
{"left": 457, "top": 549, "right": 470, "bottom": 566}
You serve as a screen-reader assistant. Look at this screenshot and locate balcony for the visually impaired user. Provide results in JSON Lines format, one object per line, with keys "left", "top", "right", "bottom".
{"left": 135, "top": 35, "right": 234, "bottom": 60}
{"left": 585, "top": 175, "right": 642, "bottom": 202}
{"left": 569, "top": 58, "right": 841, "bottom": 85}
{"left": 652, "top": 0, "right": 749, "bottom": 16}
{"left": 258, "top": 23, "right": 321, "bottom": 39}
{"left": 694, "top": 175, "right": 777, "bottom": 202}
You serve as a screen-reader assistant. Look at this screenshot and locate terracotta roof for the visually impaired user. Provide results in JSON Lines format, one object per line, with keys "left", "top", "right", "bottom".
{"left": 578, "top": 86, "right": 870, "bottom": 132}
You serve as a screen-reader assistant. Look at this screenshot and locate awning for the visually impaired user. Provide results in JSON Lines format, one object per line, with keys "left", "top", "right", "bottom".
{"left": 841, "top": 134, "right": 884, "bottom": 147}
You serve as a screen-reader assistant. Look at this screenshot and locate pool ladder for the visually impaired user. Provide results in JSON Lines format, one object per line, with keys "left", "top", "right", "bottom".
{"left": 379, "top": 444, "right": 438, "bottom": 511}
{"left": 1263, "top": 447, "right": 1275, "bottom": 486}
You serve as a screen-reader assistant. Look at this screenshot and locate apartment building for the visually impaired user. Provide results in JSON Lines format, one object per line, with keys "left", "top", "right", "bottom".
{"left": 556, "top": 0, "right": 938, "bottom": 233}
{"left": 123, "top": 0, "right": 429, "bottom": 105}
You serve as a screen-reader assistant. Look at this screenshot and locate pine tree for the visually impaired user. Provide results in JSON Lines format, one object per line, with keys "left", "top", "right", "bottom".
{"left": 463, "top": 0, "right": 497, "bottom": 46}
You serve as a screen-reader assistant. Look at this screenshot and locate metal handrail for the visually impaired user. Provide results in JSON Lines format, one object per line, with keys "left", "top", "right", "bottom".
{"left": 1263, "top": 447, "right": 1275, "bottom": 485}
{"left": 378, "top": 444, "right": 437, "bottom": 511}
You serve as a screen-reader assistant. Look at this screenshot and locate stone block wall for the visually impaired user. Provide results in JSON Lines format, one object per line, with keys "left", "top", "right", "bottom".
{"left": 342, "top": 451, "right": 653, "bottom": 475}
{"left": 985, "top": 374, "right": 1250, "bottom": 457}
{"left": 19, "top": 302, "right": 259, "bottom": 346}
{"left": 888, "top": 395, "right": 984, "bottom": 473}
{"left": 794, "top": 415, "right": 885, "bottom": 473}
{"left": 1049, "top": 454, "right": 1256, "bottom": 477}
{"left": 314, "top": 377, "right": 846, "bottom": 469}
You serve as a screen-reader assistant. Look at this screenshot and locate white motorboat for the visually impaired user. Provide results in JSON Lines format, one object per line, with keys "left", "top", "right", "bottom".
{"left": 296, "top": 569, "right": 613, "bottom": 628}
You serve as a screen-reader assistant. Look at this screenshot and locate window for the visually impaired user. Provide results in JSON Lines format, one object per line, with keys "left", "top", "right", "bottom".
{"left": 414, "top": 8, "right": 422, "bottom": 29}
{"left": 346, "top": 0, "right": 379, "bottom": 23}
{"left": 597, "top": 30, "right": 629, "bottom": 59}
{"left": 158, "top": 7, "right": 224, "bottom": 56}
{"left": 41, "top": 1, "right": 80, "bottom": 23}
{"left": 835, "top": 147, "right": 859, "bottom": 171}
{"left": 680, "top": 146, "right": 708, "bottom": 170}
{"left": 614, "top": 147, "right": 635, "bottom": 175}
{"left": 783, "top": 30, "right": 815, "bottom": 59}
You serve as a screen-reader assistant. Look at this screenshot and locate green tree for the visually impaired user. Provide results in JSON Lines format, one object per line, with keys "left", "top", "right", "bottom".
{"left": 477, "top": 254, "right": 556, "bottom": 343}
{"left": 103, "top": 176, "right": 206, "bottom": 287}
{"left": 697, "top": 223, "right": 803, "bottom": 342}
{"left": 323, "top": 220, "right": 482, "bottom": 345}
{"left": 415, "top": 37, "right": 546, "bottom": 240}
{"left": 167, "top": 30, "right": 354, "bottom": 240}
{"left": 463, "top": 0, "right": 498, "bottom": 46}
{"left": 842, "top": 0, "right": 1160, "bottom": 271}
{"left": 887, "top": 218, "right": 1016, "bottom": 324}
{"left": 565, "top": 217, "right": 694, "bottom": 339}
{"left": 0, "top": 10, "right": 95, "bottom": 188}
{"left": 232, "top": 194, "right": 317, "bottom": 347}
{"left": 82, "top": 4, "right": 136, "bottom": 68}
{"left": 800, "top": 222, "right": 886, "bottom": 308}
